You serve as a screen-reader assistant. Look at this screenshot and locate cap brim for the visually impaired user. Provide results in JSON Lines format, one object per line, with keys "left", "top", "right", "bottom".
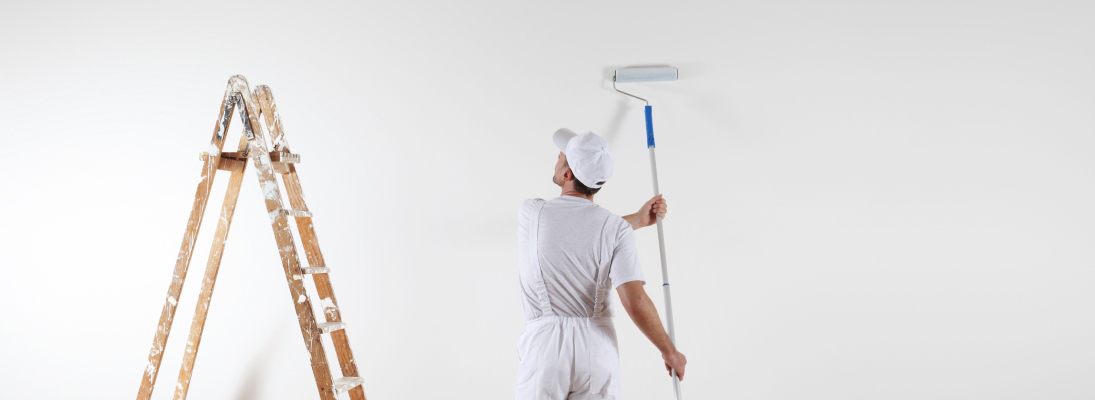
{"left": 553, "top": 128, "right": 577, "bottom": 152}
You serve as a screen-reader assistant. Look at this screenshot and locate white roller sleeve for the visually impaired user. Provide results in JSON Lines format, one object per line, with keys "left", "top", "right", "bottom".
{"left": 615, "top": 67, "right": 679, "bottom": 83}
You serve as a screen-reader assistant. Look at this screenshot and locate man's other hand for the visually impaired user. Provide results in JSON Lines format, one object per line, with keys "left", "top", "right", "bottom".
{"left": 662, "top": 349, "right": 687, "bottom": 380}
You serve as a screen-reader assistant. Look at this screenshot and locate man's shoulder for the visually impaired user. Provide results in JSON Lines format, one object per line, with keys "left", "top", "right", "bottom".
{"left": 582, "top": 205, "right": 632, "bottom": 238}
{"left": 584, "top": 202, "right": 627, "bottom": 227}
{"left": 574, "top": 203, "right": 632, "bottom": 236}
{"left": 523, "top": 198, "right": 547, "bottom": 205}
{"left": 608, "top": 212, "right": 632, "bottom": 236}
{"left": 519, "top": 198, "right": 546, "bottom": 212}
{"left": 518, "top": 198, "right": 547, "bottom": 222}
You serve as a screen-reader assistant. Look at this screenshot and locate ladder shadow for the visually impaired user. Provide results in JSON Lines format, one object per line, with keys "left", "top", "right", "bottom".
{"left": 232, "top": 321, "right": 286, "bottom": 400}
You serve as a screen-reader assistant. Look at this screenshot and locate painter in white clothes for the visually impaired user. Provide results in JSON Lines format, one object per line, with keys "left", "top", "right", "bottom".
{"left": 514, "top": 128, "right": 685, "bottom": 399}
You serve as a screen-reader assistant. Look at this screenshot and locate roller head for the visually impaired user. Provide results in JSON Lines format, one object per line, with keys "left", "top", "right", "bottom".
{"left": 614, "top": 66, "right": 678, "bottom": 83}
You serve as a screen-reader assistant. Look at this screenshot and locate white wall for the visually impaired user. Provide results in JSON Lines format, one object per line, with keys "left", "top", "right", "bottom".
{"left": 1, "top": 1, "right": 1093, "bottom": 399}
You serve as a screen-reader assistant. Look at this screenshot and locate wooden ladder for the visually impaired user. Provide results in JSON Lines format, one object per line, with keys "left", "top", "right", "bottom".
{"left": 135, "top": 75, "right": 366, "bottom": 400}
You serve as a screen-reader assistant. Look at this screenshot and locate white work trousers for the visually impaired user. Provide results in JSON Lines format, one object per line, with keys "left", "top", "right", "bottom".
{"left": 515, "top": 316, "right": 620, "bottom": 400}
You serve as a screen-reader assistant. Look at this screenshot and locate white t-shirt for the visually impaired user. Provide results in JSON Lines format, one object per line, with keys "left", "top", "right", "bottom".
{"left": 517, "top": 196, "right": 645, "bottom": 321}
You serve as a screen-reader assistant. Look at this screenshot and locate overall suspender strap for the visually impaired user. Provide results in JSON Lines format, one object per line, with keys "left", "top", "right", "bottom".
{"left": 591, "top": 219, "right": 612, "bottom": 318}
{"left": 528, "top": 199, "right": 554, "bottom": 317}
{"left": 591, "top": 283, "right": 609, "bottom": 318}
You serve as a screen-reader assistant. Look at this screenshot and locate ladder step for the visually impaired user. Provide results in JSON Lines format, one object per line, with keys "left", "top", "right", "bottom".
{"left": 301, "top": 266, "right": 330, "bottom": 274}
{"left": 332, "top": 376, "right": 364, "bottom": 394}
{"left": 317, "top": 321, "right": 346, "bottom": 334}
{"left": 278, "top": 209, "right": 313, "bottom": 218}
{"left": 217, "top": 151, "right": 248, "bottom": 160}
{"left": 269, "top": 152, "right": 301, "bottom": 164}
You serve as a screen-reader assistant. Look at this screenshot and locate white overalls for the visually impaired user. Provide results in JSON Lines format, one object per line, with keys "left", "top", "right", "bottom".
{"left": 516, "top": 198, "right": 636, "bottom": 400}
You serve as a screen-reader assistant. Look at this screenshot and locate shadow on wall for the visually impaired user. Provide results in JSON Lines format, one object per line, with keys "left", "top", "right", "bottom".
{"left": 232, "top": 322, "right": 287, "bottom": 400}
{"left": 599, "top": 97, "right": 632, "bottom": 145}
{"left": 598, "top": 64, "right": 736, "bottom": 144}
{"left": 598, "top": 65, "right": 674, "bottom": 145}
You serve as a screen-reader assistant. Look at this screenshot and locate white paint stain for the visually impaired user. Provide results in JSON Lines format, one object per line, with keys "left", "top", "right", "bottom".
{"left": 207, "top": 143, "right": 220, "bottom": 157}
{"left": 167, "top": 296, "right": 177, "bottom": 306}
{"left": 292, "top": 274, "right": 302, "bottom": 280}
{"left": 268, "top": 210, "right": 279, "bottom": 224}
{"left": 297, "top": 294, "right": 306, "bottom": 304}
{"left": 262, "top": 180, "right": 278, "bottom": 200}
{"left": 319, "top": 297, "right": 337, "bottom": 311}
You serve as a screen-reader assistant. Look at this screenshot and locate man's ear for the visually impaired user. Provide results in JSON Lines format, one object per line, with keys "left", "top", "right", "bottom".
{"left": 562, "top": 167, "right": 573, "bottom": 182}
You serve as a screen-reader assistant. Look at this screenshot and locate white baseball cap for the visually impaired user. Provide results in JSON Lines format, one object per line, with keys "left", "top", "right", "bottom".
{"left": 553, "top": 128, "right": 614, "bottom": 189}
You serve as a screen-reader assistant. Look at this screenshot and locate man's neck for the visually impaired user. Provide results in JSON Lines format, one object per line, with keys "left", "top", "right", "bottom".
{"left": 560, "top": 187, "right": 594, "bottom": 202}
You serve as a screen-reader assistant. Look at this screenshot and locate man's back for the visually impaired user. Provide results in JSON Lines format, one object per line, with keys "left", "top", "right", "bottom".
{"left": 514, "top": 129, "right": 684, "bottom": 400}
{"left": 517, "top": 196, "right": 644, "bottom": 321}
{"left": 515, "top": 195, "right": 645, "bottom": 399}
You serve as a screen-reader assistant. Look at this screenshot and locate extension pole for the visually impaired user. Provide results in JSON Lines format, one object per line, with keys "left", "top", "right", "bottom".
{"left": 646, "top": 105, "right": 682, "bottom": 400}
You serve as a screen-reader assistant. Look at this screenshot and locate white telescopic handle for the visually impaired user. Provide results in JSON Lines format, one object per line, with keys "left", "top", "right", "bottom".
{"left": 649, "top": 145, "right": 682, "bottom": 400}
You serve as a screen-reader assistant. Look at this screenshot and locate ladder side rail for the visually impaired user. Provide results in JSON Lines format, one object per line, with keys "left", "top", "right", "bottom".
{"left": 172, "top": 135, "right": 250, "bottom": 400}
{"left": 283, "top": 167, "right": 365, "bottom": 400}
{"left": 244, "top": 93, "right": 339, "bottom": 400}
{"left": 137, "top": 77, "right": 246, "bottom": 400}
{"left": 255, "top": 86, "right": 366, "bottom": 400}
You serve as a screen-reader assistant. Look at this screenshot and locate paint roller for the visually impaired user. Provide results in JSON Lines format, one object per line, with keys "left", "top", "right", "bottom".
{"left": 613, "top": 66, "right": 684, "bottom": 400}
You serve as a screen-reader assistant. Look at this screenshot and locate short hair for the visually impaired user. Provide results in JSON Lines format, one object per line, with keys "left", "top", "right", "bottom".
{"left": 573, "top": 177, "right": 603, "bottom": 196}
{"left": 564, "top": 159, "right": 603, "bottom": 196}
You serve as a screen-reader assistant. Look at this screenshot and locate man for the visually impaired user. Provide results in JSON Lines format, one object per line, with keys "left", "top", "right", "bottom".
{"left": 515, "top": 128, "right": 687, "bottom": 399}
